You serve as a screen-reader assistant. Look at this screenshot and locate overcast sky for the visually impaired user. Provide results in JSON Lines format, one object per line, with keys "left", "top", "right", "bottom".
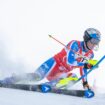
{"left": 0, "top": 0, "right": 105, "bottom": 88}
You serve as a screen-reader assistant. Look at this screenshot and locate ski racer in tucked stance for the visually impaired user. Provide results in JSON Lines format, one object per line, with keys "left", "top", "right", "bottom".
{"left": 0, "top": 28, "right": 101, "bottom": 92}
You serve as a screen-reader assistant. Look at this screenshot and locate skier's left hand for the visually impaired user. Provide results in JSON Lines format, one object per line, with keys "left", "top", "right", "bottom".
{"left": 83, "top": 81, "right": 90, "bottom": 90}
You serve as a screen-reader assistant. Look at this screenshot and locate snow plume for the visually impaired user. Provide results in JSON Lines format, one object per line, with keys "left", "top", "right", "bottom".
{"left": 0, "top": 34, "right": 28, "bottom": 79}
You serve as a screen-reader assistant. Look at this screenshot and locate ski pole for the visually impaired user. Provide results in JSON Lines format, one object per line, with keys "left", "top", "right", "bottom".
{"left": 49, "top": 35, "right": 67, "bottom": 48}
{"left": 48, "top": 35, "right": 88, "bottom": 61}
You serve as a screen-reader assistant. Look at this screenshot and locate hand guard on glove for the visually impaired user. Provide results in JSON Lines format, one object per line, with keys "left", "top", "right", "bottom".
{"left": 84, "top": 63, "right": 93, "bottom": 69}
{"left": 84, "top": 59, "right": 98, "bottom": 69}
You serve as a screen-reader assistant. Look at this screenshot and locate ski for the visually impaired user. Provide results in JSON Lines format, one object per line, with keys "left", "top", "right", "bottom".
{"left": 0, "top": 83, "right": 94, "bottom": 98}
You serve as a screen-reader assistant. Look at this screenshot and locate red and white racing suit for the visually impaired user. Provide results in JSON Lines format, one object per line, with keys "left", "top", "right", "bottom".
{"left": 35, "top": 40, "right": 94, "bottom": 83}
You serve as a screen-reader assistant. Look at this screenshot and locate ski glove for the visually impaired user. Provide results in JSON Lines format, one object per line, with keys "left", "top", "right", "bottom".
{"left": 83, "top": 81, "right": 90, "bottom": 90}
{"left": 84, "top": 59, "right": 99, "bottom": 69}
{"left": 84, "top": 63, "right": 93, "bottom": 69}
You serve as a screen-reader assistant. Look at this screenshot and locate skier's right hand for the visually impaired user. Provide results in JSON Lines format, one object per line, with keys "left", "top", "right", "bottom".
{"left": 84, "top": 63, "right": 93, "bottom": 69}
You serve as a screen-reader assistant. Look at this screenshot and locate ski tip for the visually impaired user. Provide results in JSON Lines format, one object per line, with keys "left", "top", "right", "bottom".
{"left": 40, "top": 84, "right": 51, "bottom": 93}
{"left": 84, "top": 89, "right": 95, "bottom": 98}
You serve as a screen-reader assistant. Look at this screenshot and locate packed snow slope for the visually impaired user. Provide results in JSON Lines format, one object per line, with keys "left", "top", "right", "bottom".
{"left": 0, "top": 87, "right": 105, "bottom": 105}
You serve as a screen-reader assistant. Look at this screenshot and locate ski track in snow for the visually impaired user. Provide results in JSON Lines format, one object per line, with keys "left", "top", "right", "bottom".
{"left": 0, "top": 88, "right": 105, "bottom": 105}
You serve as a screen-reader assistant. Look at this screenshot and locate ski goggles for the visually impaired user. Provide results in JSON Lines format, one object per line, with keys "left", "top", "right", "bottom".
{"left": 90, "top": 38, "right": 100, "bottom": 45}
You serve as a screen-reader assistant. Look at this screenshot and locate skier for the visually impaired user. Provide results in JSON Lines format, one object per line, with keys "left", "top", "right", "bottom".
{"left": 34, "top": 28, "right": 101, "bottom": 89}
{"left": 0, "top": 28, "right": 101, "bottom": 91}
